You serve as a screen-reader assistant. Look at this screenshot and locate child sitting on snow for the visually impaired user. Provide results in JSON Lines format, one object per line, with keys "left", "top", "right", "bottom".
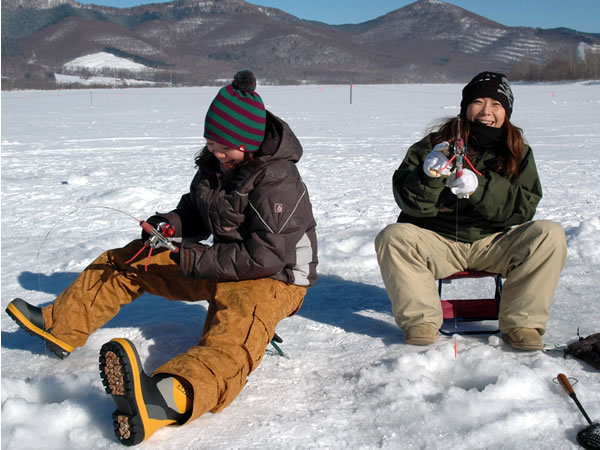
{"left": 6, "top": 70, "right": 318, "bottom": 446}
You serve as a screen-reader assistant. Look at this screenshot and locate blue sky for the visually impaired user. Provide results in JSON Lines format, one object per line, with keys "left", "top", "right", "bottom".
{"left": 77, "top": 0, "right": 599, "bottom": 34}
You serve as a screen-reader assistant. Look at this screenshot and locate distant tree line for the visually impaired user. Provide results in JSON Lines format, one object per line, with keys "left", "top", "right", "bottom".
{"left": 509, "top": 49, "right": 600, "bottom": 81}
{"left": 3, "top": 50, "right": 600, "bottom": 91}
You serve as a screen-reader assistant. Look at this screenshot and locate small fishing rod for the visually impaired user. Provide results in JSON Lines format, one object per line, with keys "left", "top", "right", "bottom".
{"left": 124, "top": 219, "right": 180, "bottom": 271}
{"left": 556, "top": 373, "right": 600, "bottom": 449}
{"left": 36, "top": 206, "right": 180, "bottom": 272}
{"left": 439, "top": 116, "right": 482, "bottom": 182}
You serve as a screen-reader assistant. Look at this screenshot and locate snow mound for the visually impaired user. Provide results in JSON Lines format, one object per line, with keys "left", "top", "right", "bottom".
{"left": 64, "top": 52, "right": 150, "bottom": 72}
{"left": 567, "top": 216, "right": 600, "bottom": 263}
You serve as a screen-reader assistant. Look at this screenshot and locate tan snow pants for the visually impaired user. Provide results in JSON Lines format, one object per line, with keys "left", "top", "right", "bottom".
{"left": 374, "top": 220, "right": 567, "bottom": 334}
{"left": 41, "top": 239, "right": 306, "bottom": 422}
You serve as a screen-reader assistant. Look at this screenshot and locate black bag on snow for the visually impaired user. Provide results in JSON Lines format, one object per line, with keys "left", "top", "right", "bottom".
{"left": 565, "top": 333, "right": 600, "bottom": 371}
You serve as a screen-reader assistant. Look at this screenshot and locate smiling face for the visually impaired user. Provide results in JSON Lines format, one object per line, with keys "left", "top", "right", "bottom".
{"left": 466, "top": 97, "right": 506, "bottom": 128}
{"left": 206, "top": 139, "right": 247, "bottom": 171}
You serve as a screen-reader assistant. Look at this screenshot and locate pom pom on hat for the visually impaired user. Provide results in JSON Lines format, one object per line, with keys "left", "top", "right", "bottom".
{"left": 460, "top": 71, "right": 514, "bottom": 119}
{"left": 204, "top": 70, "right": 266, "bottom": 152}
{"left": 232, "top": 70, "right": 257, "bottom": 94}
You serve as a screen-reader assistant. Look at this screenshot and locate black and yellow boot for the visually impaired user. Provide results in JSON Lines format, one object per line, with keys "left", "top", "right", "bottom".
{"left": 5, "top": 298, "right": 75, "bottom": 359}
{"left": 99, "top": 338, "right": 193, "bottom": 446}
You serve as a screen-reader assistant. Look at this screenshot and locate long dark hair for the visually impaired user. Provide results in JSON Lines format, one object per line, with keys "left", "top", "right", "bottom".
{"left": 432, "top": 117, "right": 525, "bottom": 177}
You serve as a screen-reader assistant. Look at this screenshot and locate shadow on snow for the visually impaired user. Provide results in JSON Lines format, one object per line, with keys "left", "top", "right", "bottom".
{"left": 3, "top": 271, "right": 399, "bottom": 365}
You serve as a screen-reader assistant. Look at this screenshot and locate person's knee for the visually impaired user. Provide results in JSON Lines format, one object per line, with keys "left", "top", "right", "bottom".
{"left": 533, "top": 220, "right": 567, "bottom": 250}
{"left": 524, "top": 221, "right": 567, "bottom": 269}
{"left": 375, "top": 223, "right": 414, "bottom": 252}
{"left": 106, "top": 240, "right": 145, "bottom": 268}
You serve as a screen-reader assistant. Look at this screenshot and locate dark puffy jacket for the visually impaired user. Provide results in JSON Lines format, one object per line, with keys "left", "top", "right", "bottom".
{"left": 393, "top": 133, "right": 542, "bottom": 243}
{"left": 162, "top": 111, "right": 318, "bottom": 286}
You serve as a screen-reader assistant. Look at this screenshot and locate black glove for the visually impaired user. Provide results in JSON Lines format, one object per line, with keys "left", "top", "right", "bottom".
{"left": 564, "top": 333, "right": 600, "bottom": 370}
{"left": 141, "top": 215, "right": 168, "bottom": 242}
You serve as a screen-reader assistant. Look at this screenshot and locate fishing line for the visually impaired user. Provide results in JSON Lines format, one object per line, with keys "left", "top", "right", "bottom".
{"left": 21, "top": 205, "right": 140, "bottom": 358}
{"left": 35, "top": 205, "right": 140, "bottom": 291}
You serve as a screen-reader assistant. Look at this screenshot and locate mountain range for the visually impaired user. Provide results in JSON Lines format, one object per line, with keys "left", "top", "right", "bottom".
{"left": 2, "top": 0, "right": 600, "bottom": 89}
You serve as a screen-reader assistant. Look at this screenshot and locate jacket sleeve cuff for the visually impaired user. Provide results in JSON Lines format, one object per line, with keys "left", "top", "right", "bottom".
{"left": 178, "top": 240, "right": 207, "bottom": 278}
{"left": 467, "top": 172, "right": 493, "bottom": 205}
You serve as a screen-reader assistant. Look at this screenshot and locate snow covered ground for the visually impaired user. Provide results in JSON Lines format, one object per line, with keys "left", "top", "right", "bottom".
{"left": 2, "top": 82, "right": 600, "bottom": 449}
{"left": 54, "top": 73, "right": 157, "bottom": 87}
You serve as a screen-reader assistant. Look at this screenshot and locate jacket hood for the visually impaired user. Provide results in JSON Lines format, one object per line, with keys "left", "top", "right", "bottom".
{"left": 255, "top": 111, "right": 303, "bottom": 164}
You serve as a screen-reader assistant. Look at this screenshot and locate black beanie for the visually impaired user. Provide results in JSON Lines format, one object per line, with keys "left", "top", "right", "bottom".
{"left": 460, "top": 72, "right": 514, "bottom": 119}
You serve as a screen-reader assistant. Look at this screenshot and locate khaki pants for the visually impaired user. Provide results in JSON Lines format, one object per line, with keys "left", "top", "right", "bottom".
{"left": 41, "top": 240, "right": 306, "bottom": 422}
{"left": 374, "top": 220, "right": 567, "bottom": 334}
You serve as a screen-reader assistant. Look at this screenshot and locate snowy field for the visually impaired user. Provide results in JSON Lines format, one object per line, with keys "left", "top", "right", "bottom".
{"left": 2, "top": 82, "right": 600, "bottom": 449}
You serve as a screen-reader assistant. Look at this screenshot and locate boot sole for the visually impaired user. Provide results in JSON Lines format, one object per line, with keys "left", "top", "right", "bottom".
{"left": 5, "top": 301, "right": 74, "bottom": 359}
{"left": 99, "top": 338, "right": 177, "bottom": 446}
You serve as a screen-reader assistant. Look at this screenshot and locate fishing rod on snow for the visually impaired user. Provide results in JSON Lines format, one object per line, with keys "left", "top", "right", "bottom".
{"left": 556, "top": 373, "right": 600, "bottom": 449}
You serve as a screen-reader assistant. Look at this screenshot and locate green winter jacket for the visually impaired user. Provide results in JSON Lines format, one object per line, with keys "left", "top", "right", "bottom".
{"left": 393, "top": 133, "right": 542, "bottom": 243}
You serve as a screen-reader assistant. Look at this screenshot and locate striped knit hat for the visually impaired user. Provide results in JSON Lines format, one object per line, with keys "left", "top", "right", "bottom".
{"left": 204, "top": 70, "right": 266, "bottom": 152}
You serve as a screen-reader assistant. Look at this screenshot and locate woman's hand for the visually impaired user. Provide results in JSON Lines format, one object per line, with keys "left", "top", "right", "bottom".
{"left": 423, "top": 141, "right": 452, "bottom": 178}
{"left": 447, "top": 169, "right": 478, "bottom": 198}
